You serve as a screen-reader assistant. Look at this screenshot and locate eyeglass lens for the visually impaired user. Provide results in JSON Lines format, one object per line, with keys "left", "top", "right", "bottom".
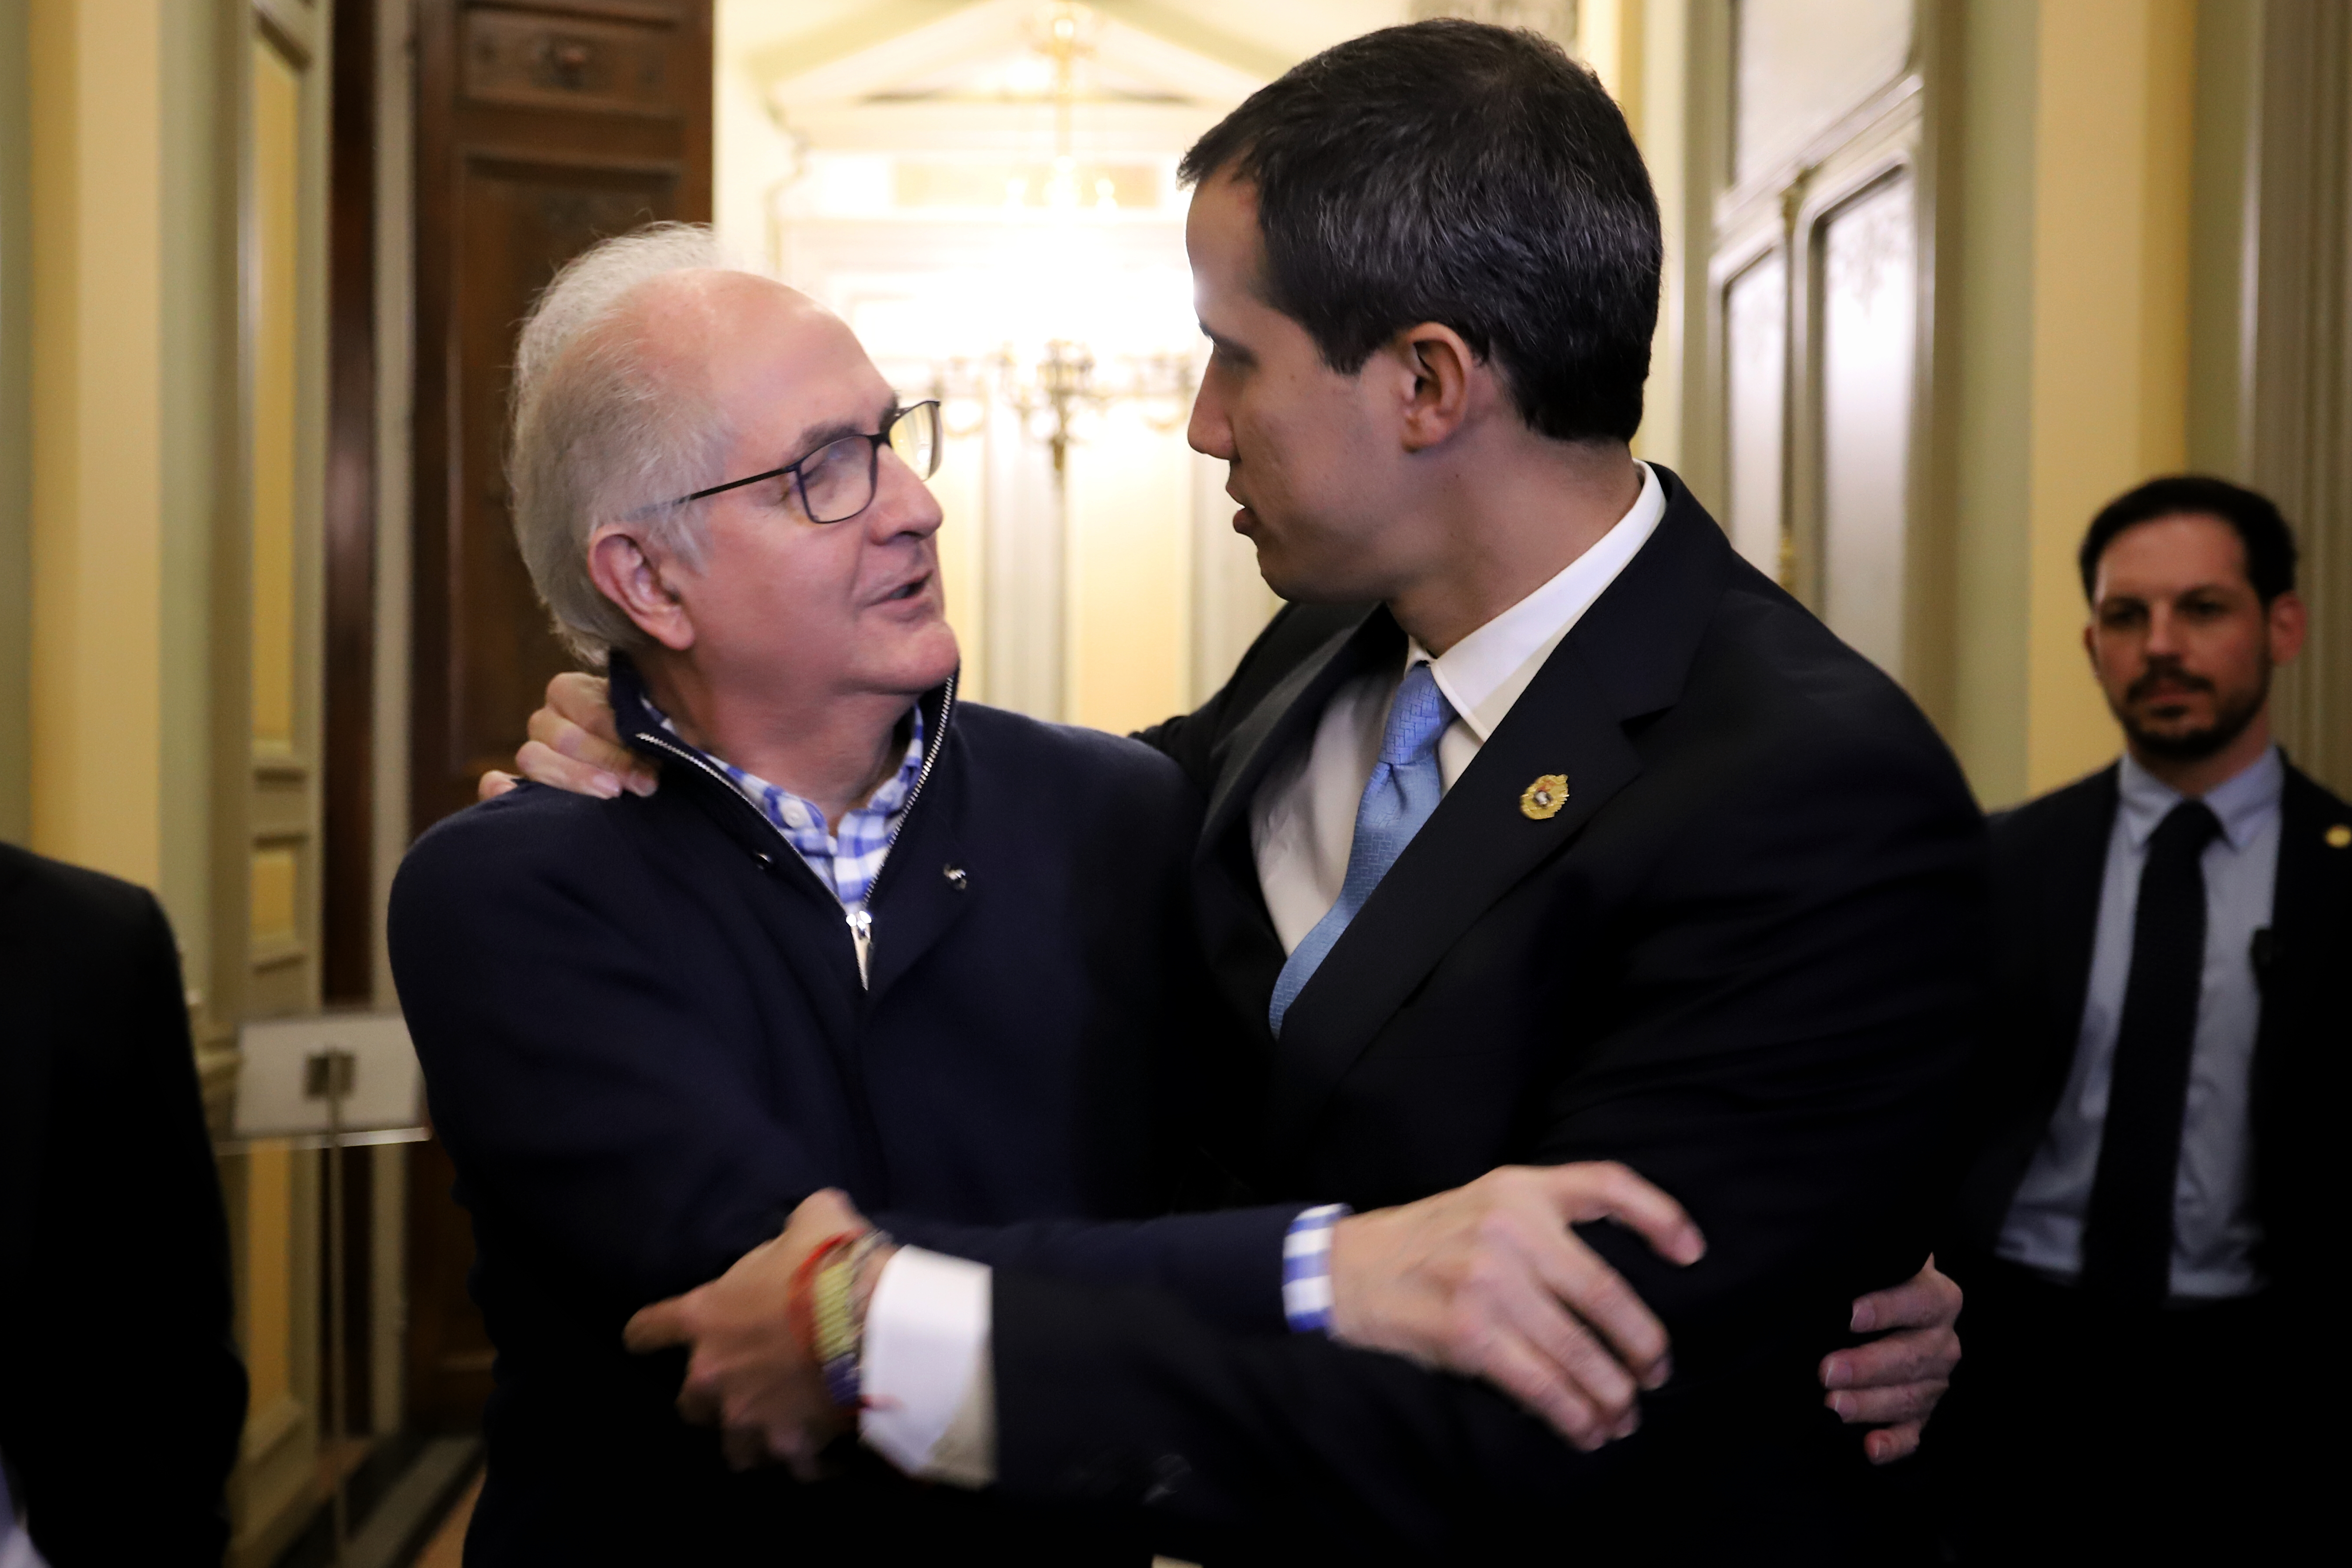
{"left": 798, "top": 401, "right": 943, "bottom": 524}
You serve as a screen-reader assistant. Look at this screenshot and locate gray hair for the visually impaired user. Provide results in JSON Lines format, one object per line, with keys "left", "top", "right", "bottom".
{"left": 507, "top": 222, "right": 746, "bottom": 664}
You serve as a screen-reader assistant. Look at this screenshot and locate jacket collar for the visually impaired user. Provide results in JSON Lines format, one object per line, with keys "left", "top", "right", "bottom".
{"left": 609, "top": 654, "right": 954, "bottom": 822}
{"left": 606, "top": 654, "right": 960, "bottom": 935}
{"left": 1200, "top": 607, "right": 1401, "bottom": 858}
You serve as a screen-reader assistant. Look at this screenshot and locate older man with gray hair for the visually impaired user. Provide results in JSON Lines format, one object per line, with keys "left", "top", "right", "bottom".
{"left": 393, "top": 226, "right": 1722, "bottom": 1563}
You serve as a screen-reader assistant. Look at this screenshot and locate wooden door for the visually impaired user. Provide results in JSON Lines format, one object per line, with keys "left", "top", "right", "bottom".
{"left": 405, "top": 0, "right": 711, "bottom": 1430}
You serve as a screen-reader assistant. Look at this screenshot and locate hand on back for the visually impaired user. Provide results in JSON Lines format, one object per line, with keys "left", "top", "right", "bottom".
{"left": 1332, "top": 1165, "right": 1958, "bottom": 1463}
{"left": 479, "top": 671, "right": 660, "bottom": 802}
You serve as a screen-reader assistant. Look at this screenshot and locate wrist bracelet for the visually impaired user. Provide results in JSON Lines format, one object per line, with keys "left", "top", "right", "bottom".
{"left": 786, "top": 1229, "right": 867, "bottom": 1410}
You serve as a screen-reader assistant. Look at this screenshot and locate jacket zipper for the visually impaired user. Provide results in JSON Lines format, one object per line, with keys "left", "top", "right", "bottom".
{"left": 630, "top": 672, "right": 955, "bottom": 990}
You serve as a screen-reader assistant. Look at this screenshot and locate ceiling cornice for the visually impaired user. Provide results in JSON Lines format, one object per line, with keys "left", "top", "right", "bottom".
{"left": 738, "top": 0, "right": 984, "bottom": 97}
{"left": 1090, "top": 0, "right": 1293, "bottom": 81}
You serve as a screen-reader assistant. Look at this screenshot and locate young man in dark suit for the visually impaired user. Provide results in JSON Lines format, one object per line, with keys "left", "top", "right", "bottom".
{"left": 526, "top": 22, "right": 1981, "bottom": 1561}
{"left": 1934, "top": 476, "right": 2344, "bottom": 1562}
{"left": 0, "top": 843, "right": 246, "bottom": 1565}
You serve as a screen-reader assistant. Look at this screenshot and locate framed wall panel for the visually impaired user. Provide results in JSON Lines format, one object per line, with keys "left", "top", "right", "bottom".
{"left": 1696, "top": 0, "right": 1945, "bottom": 712}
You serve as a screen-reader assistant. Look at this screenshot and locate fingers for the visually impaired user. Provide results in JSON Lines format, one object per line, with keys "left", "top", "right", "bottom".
{"left": 1541, "top": 1163, "right": 1706, "bottom": 1267}
{"left": 525, "top": 683, "right": 657, "bottom": 797}
{"left": 538, "top": 673, "right": 656, "bottom": 793}
{"left": 1489, "top": 1266, "right": 1643, "bottom": 1425}
{"left": 478, "top": 769, "right": 520, "bottom": 802}
{"left": 515, "top": 738, "right": 627, "bottom": 800}
{"left": 623, "top": 1294, "right": 697, "bottom": 1354}
{"left": 1863, "top": 1421, "right": 1923, "bottom": 1465}
{"left": 1477, "top": 1329, "right": 1617, "bottom": 1451}
{"left": 1825, "top": 1379, "right": 1948, "bottom": 1427}
{"left": 720, "top": 1424, "right": 768, "bottom": 1472}
{"left": 548, "top": 672, "right": 620, "bottom": 741}
{"left": 1516, "top": 1222, "right": 1671, "bottom": 1392}
{"left": 676, "top": 1355, "right": 723, "bottom": 1427}
{"left": 1821, "top": 1318, "right": 1961, "bottom": 1392}
{"left": 1849, "top": 1256, "right": 1961, "bottom": 1334}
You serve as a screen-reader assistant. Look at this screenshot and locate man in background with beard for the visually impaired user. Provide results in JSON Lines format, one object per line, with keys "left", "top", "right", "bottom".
{"left": 1935, "top": 476, "right": 2345, "bottom": 1562}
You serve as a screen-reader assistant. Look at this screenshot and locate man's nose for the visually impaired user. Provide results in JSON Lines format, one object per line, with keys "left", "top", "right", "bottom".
{"left": 2144, "top": 604, "right": 2181, "bottom": 654}
{"left": 867, "top": 445, "right": 944, "bottom": 539}
{"left": 1188, "top": 381, "right": 1235, "bottom": 461}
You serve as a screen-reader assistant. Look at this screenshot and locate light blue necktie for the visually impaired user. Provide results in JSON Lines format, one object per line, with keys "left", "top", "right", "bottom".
{"left": 1269, "top": 661, "right": 1456, "bottom": 1036}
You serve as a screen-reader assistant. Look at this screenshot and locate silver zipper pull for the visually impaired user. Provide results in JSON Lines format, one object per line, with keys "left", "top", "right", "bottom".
{"left": 847, "top": 906, "right": 873, "bottom": 988}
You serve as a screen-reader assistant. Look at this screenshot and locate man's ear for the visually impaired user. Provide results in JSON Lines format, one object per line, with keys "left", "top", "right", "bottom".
{"left": 2267, "top": 588, "right": 2308, "bottom": 665}
{"left": 1390, "top": 322, "right": 1477, "bottom": 453}
{"left": 588, "top": 525, "right": 697, "bottom": 652}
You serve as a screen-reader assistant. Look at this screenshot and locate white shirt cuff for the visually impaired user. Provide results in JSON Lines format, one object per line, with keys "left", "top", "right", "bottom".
{"left": 1282, "top": 1203, "right": 1351, "bottom": 1332}
{"left": 858, "top": 1245, "right": 996, "bottom": 1487}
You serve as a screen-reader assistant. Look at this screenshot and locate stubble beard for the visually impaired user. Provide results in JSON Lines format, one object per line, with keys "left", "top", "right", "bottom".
{"left": 2116, "top": 654, "right": 2271, "bottom": 762}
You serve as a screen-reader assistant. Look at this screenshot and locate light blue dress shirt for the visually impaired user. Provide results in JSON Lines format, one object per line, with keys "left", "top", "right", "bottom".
{"left": 1997, "top": 746, "right": 2282, "bottom": 1300}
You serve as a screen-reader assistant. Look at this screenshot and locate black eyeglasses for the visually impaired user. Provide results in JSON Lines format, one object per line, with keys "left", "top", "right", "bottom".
{"left": 677, "top": 399, "right": 943, "bottom": 523}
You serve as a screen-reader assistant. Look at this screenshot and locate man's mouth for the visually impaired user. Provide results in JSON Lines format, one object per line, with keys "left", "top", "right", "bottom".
{"left": 2126, "top": 667, "right": 2212, "bottom": 705}
{"left": 875, "top": 573, "right": 930, "bottom": 605}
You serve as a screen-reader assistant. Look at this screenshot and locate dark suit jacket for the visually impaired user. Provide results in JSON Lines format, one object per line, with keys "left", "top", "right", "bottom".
{"left": 989, "top": 466, "right": 1990, "bottom": 1560}
{"left": 389, "top": 665, "right": 1301, "bottom": 1563}
{"left": 0, "top": 844, "right": 246, "bottom": 1566}
{"left": 1951, "top": 756, "right": 2351, "bottom": 1308}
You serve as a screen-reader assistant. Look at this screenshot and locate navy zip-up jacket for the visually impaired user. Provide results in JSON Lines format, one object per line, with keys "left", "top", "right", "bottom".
{"left": 389, "top": 658, "right": 1297, "bottom": 1562}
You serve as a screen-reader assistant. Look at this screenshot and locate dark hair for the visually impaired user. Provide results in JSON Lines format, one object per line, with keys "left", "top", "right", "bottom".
{"left": 1178, "top": 19, "right": 1660, "bottom": 443}
{"left": 2078, "top": 475, "right": 2299, "bottom": 604}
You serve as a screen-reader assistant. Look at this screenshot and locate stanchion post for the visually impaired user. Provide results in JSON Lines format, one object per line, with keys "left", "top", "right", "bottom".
{"left": 306, "top": 1048, "right": 357, "bottom": 1568}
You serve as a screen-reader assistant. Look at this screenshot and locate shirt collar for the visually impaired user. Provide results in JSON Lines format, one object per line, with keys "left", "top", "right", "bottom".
{"left": 1407, "top": 461, "right": 1667, "bottom": 739}
{"left": 2116, "top": 743, "right": 2284, "bottom": 853}
{"left": 643, "top": 695, "right": 925, "bottom": 837}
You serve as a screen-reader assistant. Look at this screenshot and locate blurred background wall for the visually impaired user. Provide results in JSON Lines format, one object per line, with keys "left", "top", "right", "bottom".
{"left": 0, "top": 3, "right": 2345, "bottom": 1562}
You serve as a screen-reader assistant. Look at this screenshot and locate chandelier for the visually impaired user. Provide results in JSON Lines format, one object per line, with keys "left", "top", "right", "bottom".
{"left": 925, "top": 2, "right": 1196, "bottom": 477}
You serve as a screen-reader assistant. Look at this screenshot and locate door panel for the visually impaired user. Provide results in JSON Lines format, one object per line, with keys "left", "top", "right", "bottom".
{"left": 1816, "top": 173, "right": 1916, "bottom": 676}
{"left": 1724, "top": 250, "right": 1788, "bottom": 580}
{"left": 406, "top": 0, "right": 711, "bottom": 1431}
{"left": 447, "top": 161, "right": 677, "bottom": 787}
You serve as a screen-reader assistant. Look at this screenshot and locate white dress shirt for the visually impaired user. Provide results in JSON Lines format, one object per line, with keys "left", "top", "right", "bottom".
{"left": 1996, "top": 745, "right": 2282, "bottom": 1300}
{"left": 859, "top": 462, "right": 1668, "bottom": 1480}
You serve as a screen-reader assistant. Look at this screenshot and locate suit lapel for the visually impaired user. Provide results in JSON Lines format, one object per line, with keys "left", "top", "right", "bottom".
{"left": 1199, "top": 607, "right": 1398, "bottom": 857}
{"left": 2038, "top": 769, "right": 2118, "bottom": 1080}
{"left": 2252, "top": 767, "right": 2352, "bottom": 1119}
{"left": 1186, "top": 609, "right": 1398, "bottom": 1044}
{"left": 1244, "top": 475, "right": 1736, "bottom": 1152}
{"left": 1264, "top": 637, "right": 1643, "bottom": 1147}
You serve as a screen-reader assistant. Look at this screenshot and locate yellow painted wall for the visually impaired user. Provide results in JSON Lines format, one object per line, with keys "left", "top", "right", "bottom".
{"left": 0, "top": 8, "right": 30, "bottom": 846}
{"left": 1935, "top": 0, "right": 2205, "bottom": 806}
{"left": 931, "top": 416, "right": 988, "bottom": 700}
{"left": 2019, "top": 0, "right": 2195, "bottom": 795}
{"left": 27, "top": 4, "right": 328, "bottom": 1562}
{"left": 28, "top": 0, "right": 166, "bottom": 884}
{"left": 1067, "top": 407, "right": 1194, "bottom": 734}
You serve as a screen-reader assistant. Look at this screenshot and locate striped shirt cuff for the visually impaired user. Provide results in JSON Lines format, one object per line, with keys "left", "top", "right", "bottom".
{"left": 1281, "top": 1203, "right": 1352, "bottom": 1334}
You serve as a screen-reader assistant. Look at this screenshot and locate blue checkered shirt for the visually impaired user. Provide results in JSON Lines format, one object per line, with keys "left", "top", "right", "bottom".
{"left": 647, "top": 699, "right": 925, "bottom": 911}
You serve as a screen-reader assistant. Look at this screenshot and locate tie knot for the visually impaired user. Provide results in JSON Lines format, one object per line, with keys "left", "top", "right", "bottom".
{"left": 2151, "top": 799, "right": 2222, "bottom": 860}
{"left": 1379, "top": 662, "right": 1454, "bottom": 767}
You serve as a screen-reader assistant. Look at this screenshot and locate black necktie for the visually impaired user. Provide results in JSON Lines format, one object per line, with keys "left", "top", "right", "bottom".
{"left": 2080, "top": 799, "right": 2221, "bottom": 1305}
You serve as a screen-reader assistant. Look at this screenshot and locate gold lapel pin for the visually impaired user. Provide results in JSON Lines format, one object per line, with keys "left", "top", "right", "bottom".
{"left": 1520, "top": 774, "right": 1570, "bottom": 821}
{"left": 2327, "top": 824, "right": 2351, "bottom": 850}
